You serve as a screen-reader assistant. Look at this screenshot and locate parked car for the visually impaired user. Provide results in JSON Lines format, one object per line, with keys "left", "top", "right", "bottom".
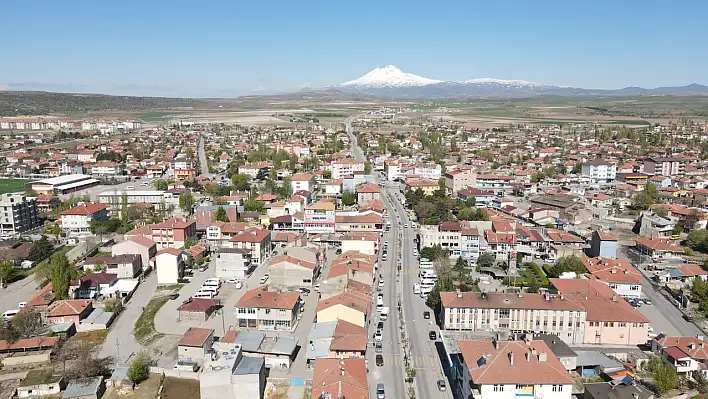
{"left": 437, "top": 380, "right": 447, "bottom": 391}
{"left": 423, "top": 311, "right": 430, "bottom": 319}
{"left": 259, "top": 274, "right": 269, "bottom": 284}
{"left": 429, "top": 331, "right": 437, "bottom": 340}
{"left": 375, "top": 354, "right": 384, "bottom": 367}
{"left": 3, "top": 309, "right": 19, "bottom": 320}
{"left": 643, "top": 298, "right": 652, "bottom": 305}
{"left": 234, "top": 281, "right": 243, "bottom": 289}
{"left": 169, "top": 293, "right": 180, "bottom": 300}
{"left": 226, "top": 278, "right": 239, "bottom": 284}
{"left": 299, "top": 287, "right": 311, "bottom": 296}
{"left": 374, "top": 331, "right": 383, "bottom": 342}
{"left": 376, "top": 383, "right": 385, "bottom": 399}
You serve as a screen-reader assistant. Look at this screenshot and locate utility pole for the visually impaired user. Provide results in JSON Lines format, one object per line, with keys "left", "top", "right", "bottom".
{"left": 116, "top": 338, "right": 120, "bottom": 359}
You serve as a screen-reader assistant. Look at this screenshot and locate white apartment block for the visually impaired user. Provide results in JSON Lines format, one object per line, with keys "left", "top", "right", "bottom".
{"left": 413, "top": 163, "right": 442, "bottom": 180}
{"left": 330, "top": 158, "right": 365, "bottom": 179}
{"left": 581, "top": 160, "right": 617, "bottom": 183}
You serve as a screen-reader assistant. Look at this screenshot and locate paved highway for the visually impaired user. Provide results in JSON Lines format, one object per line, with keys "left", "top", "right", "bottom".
{"left": 197, "top": 136, "right": 212, "bottom": 179}
{"left": 347, "top": 117, "right": 450, "bottom": 399}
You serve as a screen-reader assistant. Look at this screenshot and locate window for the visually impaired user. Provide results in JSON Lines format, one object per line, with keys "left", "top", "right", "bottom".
{"left": 552, "top": 385, "right": 562, "bottom": 392}
{"left": 493, "top": 385, "right": 503, "bottom": 392}
{"left": 619, "top": 322, "right": 626, "bottom": 328}
{"left": 631, "top": 285, "right": 640, "bottom": 291}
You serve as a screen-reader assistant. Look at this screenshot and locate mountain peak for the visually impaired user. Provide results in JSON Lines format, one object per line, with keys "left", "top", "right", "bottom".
{"left": 339, "top": 65, "right": 442, "bottom": 88}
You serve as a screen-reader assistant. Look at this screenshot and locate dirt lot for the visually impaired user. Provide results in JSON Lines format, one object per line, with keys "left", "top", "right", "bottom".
{"left": 161, "top": 377, "right": 200, "bottom": 399}
{"left": 103, "top": 373, "right": 163, "bottom": 399}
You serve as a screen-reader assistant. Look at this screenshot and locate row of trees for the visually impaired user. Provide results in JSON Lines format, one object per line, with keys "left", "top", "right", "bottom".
{"left": 405, "top": 188, "right": 488, "bottom": 225}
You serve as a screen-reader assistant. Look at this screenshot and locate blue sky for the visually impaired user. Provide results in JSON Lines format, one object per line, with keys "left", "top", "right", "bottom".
{"left": 2, "top": 0, "right": 706, "bottom": 97}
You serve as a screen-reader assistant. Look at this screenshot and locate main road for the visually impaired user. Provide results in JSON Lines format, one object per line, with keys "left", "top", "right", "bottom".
{"left": 197, "top": 136, "right": 212, "bottom": 179}
{"left": 347, "top": 117, "right": 451, "bottom": 399}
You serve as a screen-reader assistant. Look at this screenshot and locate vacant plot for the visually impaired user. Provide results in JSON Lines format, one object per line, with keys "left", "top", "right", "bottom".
{"left": 103, "top": 373, "right": 163, "bottom": 399}
{"left": 161, "top": 377, "right": 200, "bottom": 399}
{"left": 0, "top": 179, "right": 29, "bottom": 194}
{"left": 74, "top": 330, "right": 109, "bottom": 345}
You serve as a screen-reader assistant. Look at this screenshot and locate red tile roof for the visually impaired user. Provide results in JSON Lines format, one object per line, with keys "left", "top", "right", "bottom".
{"left": 581, "top": 257, "right": 643, "bottom": 285}
{"left": 47, "top": 300, "right": 92, "bottom": 317}
{"left": 178, "top": 327, "right": 213, "bottom": 347}
{"left": 635, "top": 237, "right": 683, "bottom": 253}
{"left": 61, "top": 203, "right": 108, "bottom": 216}
{"left": 656, "top": 336, "right": 708, "bottom": 361}
{"left": 312, "top": 358, "right": 368, "bottom": 399}
{"left": 458, "top": 339, "right": 573, "bottom": 385}
{"left": 236, "top": 286, "right": 299, "bottom": 309}
{"left": 178, "top": 298, "right": 218, "bottom": 312}
{"left": 550, "top": 278, "right": 649, "bottom": 323}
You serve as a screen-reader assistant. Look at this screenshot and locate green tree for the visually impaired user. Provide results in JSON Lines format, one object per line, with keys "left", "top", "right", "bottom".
{"left": 323, "top": 170, "right": 332, "bottom": 180}
{"left": 425, "top": 259, "right": 454, "bottom": 312}
{"left": 420, "top": 245, "right": 447, "bottom": 261}
{"left": 231, "top": 174, "right": 250, "bottom": 191}
{"left": 547, "top": 256, "right": 586, "bottom": 278}
{"left": 243, "top": 199, "right": 265, "bottom": 213}
{"left": 280, "top": 176, "right": 293, "bottom": 198}
{"left": 453, "top": 256, "right": 467, "bottom": 279}
{"left": 0, "top": 262, "right": 16, "bottom": 287}
{"left": 178, "top": 192, "right": 195, "bottom": 214}
{"left": 214, "top": 206, "right": 229, "bottom": 222}
{"left": 341, "top": 193, "right": 357, "bottom": 206}
{"left": 649, "top": 356, "right": 678, "bottom": 393}
{"left": 476, "top": 252, "right": 496, "bottom": 269}
{"left": 104, "top": 299, "right": 123, "bottom": 313}
{"left": 127, "top": 351, "right": 153, "bottom": 384}
{"left": 48, "top": 254, "right": 75, "bottom": 299}
{"left": 153, "top": 179, "right": 169, "bottom": 191}
{"left": 364, "top": 162, "right": 372, "bottom": 175}
{"left": 184, "top": 237, "right": 198, "bottom": 249}
{"left": 687, "top": 229, "right": 708, "bottom": 253}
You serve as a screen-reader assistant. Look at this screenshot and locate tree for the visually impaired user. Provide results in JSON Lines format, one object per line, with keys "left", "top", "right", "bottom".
{"left": 341, "top": 193, "right": 357, "bottom": 206}
{"left": 453, "top": 256, "right": 467, "bottom": 279}
{"left": 178, "top": 192, "right": 195, "bottom": 214}
{"left": 153, "top": 179, "right": 169, "bottom": 191}
{"left": 127, "top": 351, "right": 153, "bottom": 384}
{"left": 687, "top": 229, "right": 708, "bottom": 253}
{"left": 0, "top": 261, "right": 16, "bottom": 287}
{"left": 58, "top": 339, "right": 114, "bottom": 379}
{"left": 323, "top": 170, "right": 332, "bottom": 180}
{"left": 11, "top": 309, "right": 44, "bottom": 338}
{"left": 0, "top": 319, "right": 19, "bottom": 343}
{"left": 476, "top": 252, "right": 496, "bottom": 269}
{"left": 104, "top": 299, "right": 123, "bottom": 313}
{"left": 425, "top": 259, "right": 454, "bottom": 312}
{"left": 648, "top": 356, "right": 678, "bottom": 393}
{"left": 420, "top": 245, "right": 447, "bottom": 261}
{"left": 547, "top": 256, "right": 586, "bottom": 278}
{"left": 364, "top": 162, "right": 372, "bottom": 175}
{"left": 183, "top": 237, "right": 198, "bottom": 249}
{"left": 243, "top": 199, "right": 265, "bottom": 213}
{"left": 50, "top": 254, "right": 74, "bottom": 299}
{"left": 214, "top": 206, "right": 229, "bottom": 222}
{"left": 280, "top": 176, "right": 293, "bottom": 198}
{"left": 231, "top": 174, "right": 250, "bottom": 191}
{"left": 28, "top": 236, "right": 53, "bottom": 262}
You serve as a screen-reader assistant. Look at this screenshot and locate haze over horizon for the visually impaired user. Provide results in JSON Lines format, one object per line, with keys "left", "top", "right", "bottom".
{"left": 2, "top": 0, "right": 707, "bottom": 97}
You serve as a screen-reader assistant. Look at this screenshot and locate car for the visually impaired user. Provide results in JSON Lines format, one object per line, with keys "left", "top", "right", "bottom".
{"left": 423, "top": 311, "right": 431, "bottom": 319}
{"left": 437, "top": 380, "right": 447, "bottom": 391}
{"left": 643, "top": 298, "right": 652, "bottom": 305}
{"left": 683, "top": 313, "right": 694, "bottom": 322}
{"left": 226, "top": 278, "right": 239, "bottom": 284}
{"left": 374, "top": 331, "right": 383, "bottom": 342}
{"left": 169, "top": 293, "right": 180, "bottom": 300}
{"left": 429, "top": 331, "right": 437, "bottom": 340}
{"left": 234, "top": 281, "right": 243, "bottom": 289}
{"left": 335, "top": 248, "right": 342, "bottom": 255}
{"left": 376, "top": 354, "right": 384, "bottom": 367}
{"left": 18, "top": 302, "right": 26, "bottom": 309}
{"left": 2, "top": 309, "right": 19, "bottom": 320}
{"left": 376, "top": 383, "right": 385, "bottom": 399}
{"left": 259, "top": 274, "right": 269, "bottom": 284}
{"left": 404, "top": 224, "right": 408, "bottom": 228}
{"left": 377, "top": 321, "right": 384, "bottom": 330}
{"left": 378, "top": 280, "right": 384, "bottom": 288}
{"left": 314, "top": 283, "right": 321, "bottom": 292}
{"left": 299, "top": 287, "right": 311, "bottom": 296}
{"left": 375, "top": 342, "right": 383, "bottom": 353}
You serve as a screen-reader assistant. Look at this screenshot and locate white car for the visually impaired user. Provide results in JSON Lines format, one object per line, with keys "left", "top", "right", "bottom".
{"left": 3, "top": 309, "right": 19, "bottom": 320}
{"left": 259, "top": 274, "right": 269, "bottom": 284}
{"left": 234, "top": 281, "right": 243, "bottom": 289}
{"left": 404, "top": 224, "right": 408, "bottom": 228}
{"left": 226, "top": 278, "right": 239, "bottom": 284}
{"left": 374, "top": 331, "right": 383, "bottom": 342}
{"left": 18, "top": 302, "right": 26, "bottom": 309}
{"left": 378, "top": 280, "right": 385, "bottom": 288}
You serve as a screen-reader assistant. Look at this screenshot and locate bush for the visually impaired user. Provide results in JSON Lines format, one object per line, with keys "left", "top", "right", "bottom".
{"left": 127, "top": 351, "right": 153, "bottom": 384}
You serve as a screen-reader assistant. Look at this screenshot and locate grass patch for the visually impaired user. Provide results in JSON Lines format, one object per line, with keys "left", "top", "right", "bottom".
{"left": 134, "top": 295, "right": 169, "bottom": 344}
{"left": 158, "top": 284, "right": 183, "bottom": 293}
{"left": 0, "top": 178, "right": 30, "bottom": 194}
{"left": 74, "top": 330, "right": 109, "bottom": 345}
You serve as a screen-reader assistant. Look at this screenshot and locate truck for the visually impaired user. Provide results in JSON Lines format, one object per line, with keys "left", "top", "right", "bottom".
{"left": 380, "top": 307, "right": 389, "bottom": 321}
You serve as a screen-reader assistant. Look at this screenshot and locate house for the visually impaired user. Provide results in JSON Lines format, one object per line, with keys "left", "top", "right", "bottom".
{"left": 229, "top": 228, "right": 271, "bottom": 266}
{"left": 235, "top": 286, "right": 300, "bottom": 331}
{"left": 585, "top": 381, "right": 654, "bottom": 399}
{"left": 335, "top": 213, "right": 383, "bottom": 234}
{"left": 215, "top": 247, "right": 252, "bottom": 280}
{"left": 340, "top": 232, "right": 379, "bottom": 255}
{"left": 657, "top": 264, "right": 708, "bottom": 286}
{"left": 60, "top": 203, "right": 109, "bottom": 236}
{"left": 70, "top": 273, "right": 117, "bottom": 299}
{"left": 587, "top": 231, "right": 617, "bottom": 258}
{"left": 355, "top": 183, "right": 380, "bottom": 204}
{"left": 62, "top": 377, "right": 104, "bottom": 399}
{"left": 47, "top": 300, "right": 93, "bottom": 328}
{"left": 315, "top": 292, "right": 370, "bottom": 328}
{"left": 405, "top": 178, "right": 440, "bottom": 196}
{"left": 635, "top": 237, "right": 684, "bottom": 260}
{"left": 652, "top": 334, "right": 708, "bottom": 377}
{"left": 268, "top": 253, "right": 319, "bottom": 289}
{"left": 323, "top": 179, "right": 342, "bottom": 196}
{"left": 311, "top": 358, "right": 368, "bottom": 399}
{"left": 78, "top": 308, "right": 116, "bottom": 332}
{"left": 535, "top": 333, "right": 578, "bottom": 371}
{"left": 110, "top": 236, "right": 157, "bottom": 271}
{"left": 154, "top": 248, "right": 184, "bottom": 285}
{"left": 445, "top": 338, "right": 573, "bottom": 399}
{"left": 329, "top": 158, "right": 365, "bottom": 179}
{"left": 178, "top": 298, "right": 219, "bottom": 322}
{"left": 17, "top": 370, "right": 65, "bottom": 398}
{"left": 199, "top": 341, "right": 266, "bottom": 399}
{"left": 178, "top": 327, "right": 215, "bottom": 364}
{"left": 445, "top": 168, "right": 477, "bottom": 195}
{"left": 220, "top": 330, "right": 297, "bottom": 369}
{"left": 581, "top": 257, "right": 643, "bottom": 298}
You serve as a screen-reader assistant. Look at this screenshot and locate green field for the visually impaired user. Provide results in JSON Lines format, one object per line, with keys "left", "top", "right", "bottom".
{"left": 0, "top": 178, "right": 30, "bottom": 194}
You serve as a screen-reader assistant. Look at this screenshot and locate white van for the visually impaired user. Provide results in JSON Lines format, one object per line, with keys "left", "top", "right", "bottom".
{"left": 204, "top": 279, "right": 221, "bottom": 288}
{"left": 413, "top": 283, "right": 421, "bottom": 294}
{"left": 3, "top": 309, "right": 20, "bottom": 319}
{"left": 126, "top": 185, "right": 135, "bottom": 190}
{"left": 194, "top": 291, "right": 214, "bottom": 299}
{"left": 200, "top": 285, "right": 219, "bottom": 294}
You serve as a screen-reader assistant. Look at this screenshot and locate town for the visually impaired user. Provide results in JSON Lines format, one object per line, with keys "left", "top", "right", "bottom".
{"left": 0, "top": 105, "right": 705, "bottom": 399}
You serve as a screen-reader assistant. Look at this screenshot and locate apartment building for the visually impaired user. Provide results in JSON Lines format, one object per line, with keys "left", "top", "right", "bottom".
{"left": 335, "top": 213, "right": 383, "bottom": 233}
{"left": 644, "top": 157, "right": 686, "bottom": 176}
{"left": 229, "top": 229, "right": 271, "bottom": 265}
{"left": 405, "top": 178, "right": 440, "bottom": 196}
{"left": 290, "top": 173, "right": 315, "bottom": 193}
{"left": 60, "top": 203, "right": 109, "bottom": 236}
{"left": 476, "top": 174, "right": 515, "bottom": 193}
{"left": 580, "top": 257, "right": 643, "bottom": 299}
{"left": 215, "top": 247, "right": 252, "bottom": 281}
{"left": 235, "top": 287, "right": 300, "bottom": 331}
{"left": 304, "top": 201, "right": 336, "bottom": 234}
{"left": 445, "top": 168, "right": 476, "bottom": 195}
{"left": 268, "top": 253, "right": 319, "bottom": 289}
{"left": 126, "top": 218, "right": 197, "bottom": 250}
{"left": 355, "top": 183, "right": 380, "bottom": 204}
{"left": 413, "top": 162, "right": 442, "bottom": 180}
{"left": 0, "top": 193, "right": 42, "bottom": 235}
{"left": 97, "top": 189, "right": 175, "bottom": 214}
{"left": 90, "top": 161, "right": 123, "bottom": 177}
{"left": 329, "top": 158, "right": 365, "bottom": 179}
{"left": 446, "top": 338, "right": 573, "bottom": 399}
{"left": 582, "top": 159, "right": 617, "bottom": 183}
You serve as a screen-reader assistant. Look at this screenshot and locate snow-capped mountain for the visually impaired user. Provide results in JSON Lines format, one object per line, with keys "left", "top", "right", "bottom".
{"left": 335, "top": 65, "right": 708, "bottom": 98}
{"left": 339, "top": 65, "right": 442, "bottom": 88}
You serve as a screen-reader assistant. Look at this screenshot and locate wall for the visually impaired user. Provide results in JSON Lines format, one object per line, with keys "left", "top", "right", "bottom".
{"left": 317, "top": 305, "right": 365, "bottom": 328}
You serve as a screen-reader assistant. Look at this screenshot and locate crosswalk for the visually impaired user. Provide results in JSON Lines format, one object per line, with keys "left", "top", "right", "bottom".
{"left": 375, "top": 354, "right": 438, "bottom": 368}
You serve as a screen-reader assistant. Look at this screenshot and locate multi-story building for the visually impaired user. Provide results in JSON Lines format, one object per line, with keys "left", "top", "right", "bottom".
{"left": 476, "top": 174, "right": 515, "bottom": 193}
{"left": 290, "top": 173, "right": 315, "bottom": 194}
{"left": 330, "top": 158, "right": 365, "bottom": 179}
{"left": 355, "top": 183, "right": 380, "bottom": 204}
{"left": 229, "top": 228, "right": 271, "bottom": 266}
{"left": 0, "top": 193, "right": 42, "bottom": 236}
{"left": 580, "top": 257, "right": 643, "bottom": 299}
{"left": 304, "top": 201, "right": 336, "bottom": 234}
{"left": 126, "top": 218, "right": 197, "bottom": 250}
{"left": 445, "top": 169, "right": 476, "bottom": 195}
{"left": 97, "top": 189, "right": 175, "bottom": 215}
{"left": 413, "top": 162, "right": 442, "bottom": 180}
{"left": 215, "top": 247, "right": 252, "bottom": 281}
{"left": 235, "top": 286, "right": 300, "bottom": 331}
{"left": 644, "top": 157, "right": 686, "bottom": 176}
{"left": 60, "top": 203, "right": 110, "bottom": 237}
{"left": 445, "top": 338, "right": 573, "bottom": 399}
{"left": 581, "top": 159, "right": 617, "bottom": 183}
{"left": 90, "top": 161, "right": 123, "bottom": 178}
